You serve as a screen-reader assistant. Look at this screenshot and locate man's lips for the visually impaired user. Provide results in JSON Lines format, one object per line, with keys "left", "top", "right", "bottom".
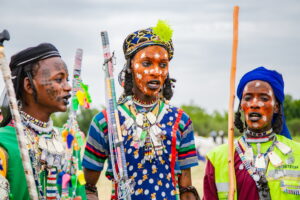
{"left": 147, "top": 80, "right": 161, "bottom": 90}
{"left": 248, "top": 112, "right": 262, "bottom": 122}
{"left": 62, "top": 94, "right": 71, "bottom": 105}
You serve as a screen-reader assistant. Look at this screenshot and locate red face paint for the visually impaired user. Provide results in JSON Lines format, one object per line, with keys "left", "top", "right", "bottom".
{"left": 131, "top": 45, "right": 169, "bottom": 100}
{"left": 240, "top": 80, "right": 278, "bottom": 132}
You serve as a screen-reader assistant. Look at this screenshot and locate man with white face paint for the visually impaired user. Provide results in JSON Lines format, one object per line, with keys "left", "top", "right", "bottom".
{"left": 83, "top": 20, "right": 200, "bottom": 200}
{"left": 203, "top": 67, "right": 300, "bottom": 200}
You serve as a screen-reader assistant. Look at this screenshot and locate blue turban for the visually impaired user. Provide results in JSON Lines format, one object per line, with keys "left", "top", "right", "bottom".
{"left": 236, "top": 66, "right": 291, "bottom": 139}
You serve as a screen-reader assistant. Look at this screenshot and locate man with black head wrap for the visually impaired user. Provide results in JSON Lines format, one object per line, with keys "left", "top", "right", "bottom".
{"left": 0, "top": 43, "right": 85, "bottom": 199}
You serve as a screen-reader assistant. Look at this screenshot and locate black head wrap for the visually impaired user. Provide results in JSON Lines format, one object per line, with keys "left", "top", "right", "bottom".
{"left": 0, "top": 43, "right": 61, "bottom": 127}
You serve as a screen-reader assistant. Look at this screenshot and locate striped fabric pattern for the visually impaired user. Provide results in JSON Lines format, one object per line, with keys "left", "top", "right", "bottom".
{"left": 82, "top": 101, "right": 198, "bottom": 200}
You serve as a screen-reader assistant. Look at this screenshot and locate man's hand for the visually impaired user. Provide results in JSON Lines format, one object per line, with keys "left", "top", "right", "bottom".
{"left": 179, "top": 169, "right": 200, "bottom": 200}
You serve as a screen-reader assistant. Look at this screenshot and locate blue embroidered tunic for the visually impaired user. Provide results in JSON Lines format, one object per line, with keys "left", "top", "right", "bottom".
{"left": 83, "top": 100, "right": 198, "bottom": 200}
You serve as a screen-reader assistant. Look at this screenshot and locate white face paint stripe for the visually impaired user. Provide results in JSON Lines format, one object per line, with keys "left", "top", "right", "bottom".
{"left": 154, "top": 53, "right": 160, "bottom": 59}
{"left": 150, "top": 69, "right": 154, "bottom": 73}
{"left": 141, "top": 53, "right": 146, "bottom": 59}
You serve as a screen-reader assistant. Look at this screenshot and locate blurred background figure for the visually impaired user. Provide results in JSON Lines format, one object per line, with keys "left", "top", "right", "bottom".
{"left": 210, "top": 130, "right": 217, "bottom": 144}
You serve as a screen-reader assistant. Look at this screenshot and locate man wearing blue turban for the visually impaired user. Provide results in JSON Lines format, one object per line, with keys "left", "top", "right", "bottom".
{"left": 236, "top": 66, "right": 291, "bottom": 139}
{"left": 204, "top": 67, "right": 300, "bottom": 200}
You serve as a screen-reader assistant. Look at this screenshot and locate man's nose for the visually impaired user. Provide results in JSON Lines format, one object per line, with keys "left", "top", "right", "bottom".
{"left": 250, "top": 98, "right": 260, "bottom": 109}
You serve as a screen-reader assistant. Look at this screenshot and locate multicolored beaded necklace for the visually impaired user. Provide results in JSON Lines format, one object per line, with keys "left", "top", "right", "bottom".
{"left": 20, "top": 111, "right": 65, "bottom": 200}
{"left": 122, "top": 96, "right": 165, "bottom": 161}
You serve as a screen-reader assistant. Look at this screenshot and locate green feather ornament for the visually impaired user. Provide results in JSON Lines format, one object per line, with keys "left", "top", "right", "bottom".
{"left": 152, "top": 20, "right": 173, "bottom": 42}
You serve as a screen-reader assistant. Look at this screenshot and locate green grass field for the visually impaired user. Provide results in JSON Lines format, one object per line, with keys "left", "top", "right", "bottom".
{"left": 97, "top": 162, "right": 205, "bottom": 199}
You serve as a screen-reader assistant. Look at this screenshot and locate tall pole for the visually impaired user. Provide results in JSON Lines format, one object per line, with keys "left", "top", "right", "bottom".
{"left": 228, "top": 6, "right": 239, "bottom": 200}
{"left": 0, "top": 30, "right": 39, "bottom": 199}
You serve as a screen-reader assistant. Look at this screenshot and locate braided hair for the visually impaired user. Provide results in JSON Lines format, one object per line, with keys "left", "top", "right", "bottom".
{"left": 0, "top": 62, "right": 40, "bottom": 127}
{"left": 234, "top": 101, "right": 283, "bottom": 134}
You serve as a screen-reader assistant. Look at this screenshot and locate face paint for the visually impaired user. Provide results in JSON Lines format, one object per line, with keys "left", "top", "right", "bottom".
{"left": 240, "top": 80, "right": 278, "bottom": 132}
{"left": 32, "top": 57, "right": 71, "bottom": 113}
{"left": 131, "top": 45, "right": 169, "bottom": 98}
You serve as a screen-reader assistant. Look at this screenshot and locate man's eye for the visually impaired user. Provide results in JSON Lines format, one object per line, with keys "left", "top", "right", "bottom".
{"left": 142, "top": 61, "right": 151, "bottom": 67}
{"left": 243, "top": 96, "right": 251, "bottom": 101}
{"left": 160, "top": 63, "right": 167, "bottom": 68}
{"left": 55, "top": 78, "right": 62, "bottom": 83}
{"left": 261, "top": 96, "right": 270, "bottom": 102}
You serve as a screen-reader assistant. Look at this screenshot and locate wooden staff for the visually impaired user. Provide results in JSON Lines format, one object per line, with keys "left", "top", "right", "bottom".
{"left": 0, "top": 30, "right": 39, "bottom": 199}
{"left": 228, "top": 6, "right": 239, "bottom": 200}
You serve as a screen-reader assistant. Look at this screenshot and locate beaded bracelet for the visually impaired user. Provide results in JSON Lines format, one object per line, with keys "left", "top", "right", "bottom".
{"left": 179, "top": 186, "right": 200, "bottom": 200}
{"left": 85, "top": 183, "right": 98, "bottom": 194}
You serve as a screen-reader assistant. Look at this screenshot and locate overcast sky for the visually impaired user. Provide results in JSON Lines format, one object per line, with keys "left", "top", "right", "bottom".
{"left": 1, "top": 0, "right": 299, "bottom": 113}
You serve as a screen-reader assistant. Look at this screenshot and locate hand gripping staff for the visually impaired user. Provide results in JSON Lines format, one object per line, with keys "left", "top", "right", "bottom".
{"left": 228, "top": 6, "right": 239, "bottom": 200}
{"left": 0, "top": 30, "right": 39, "bottom": 199}
{"left": 60, "top": 49, "right": 90, "bottom": 198}
{"left": 100, "top": 31, "right": 134, "bottom": 200}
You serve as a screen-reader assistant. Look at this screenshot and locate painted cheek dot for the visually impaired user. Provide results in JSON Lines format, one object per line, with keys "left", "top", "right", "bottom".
{"left": 258, "top": 102, "right": 264, "bottom": 107}
{"left": 141, "top": 53, "right": 145, "bottom": 58}
{"left": 150, "top": 69, "right": 154, "bottom": 73}
{"left": 144, "top": 70, "right": 149, "bottom": 74}
{"left": 262, "top": 116, "right": 267, "bottom": 121}
{"left": 164, "top": 53, "right": 168, "bottom": 58}
{"left": 255, "top": 82, "right": 261, "bottom": 87}
{"left": 135, "top": 63, "right": 139, "bottom": 69}
{"left": 136, "top": 73, "right": 142, "bottom": 79}
{"left": 154, "top": 53, "right": 160, "bottom": 59}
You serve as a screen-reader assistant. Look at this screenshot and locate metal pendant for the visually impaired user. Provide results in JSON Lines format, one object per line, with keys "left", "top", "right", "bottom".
{"left": 38, "top": 137, "right": 48, "bottom": 150}
{"left": 146, "top": 112, "right": 157, "bottom": 125}
{"left": 41, "top": 149, "right": 48, "bottom": 161}
{"left": 253, "top": 174, "right": 260, "bottom": 182}
{"left": 124, "top": 117, "right": 134, "bottom": 130}
{"left": 46, "top": 139, "right": 56, "bottom": 154}
{"left": 244, "top": 147, "right": 254, "bottom": 162}
{"left": 135, "top": 127, "right": 143, "bottom": 140}
{"left": 268, "top": 151, "right": 283, "bottom": 167}
{"left": 136, "top": 114, "right": 144, "bottom": 127}
{"left": 255, "top": 154, "right": 266, "bottom": 169}
{"left": 150, "top": 125, "right": 162, "bottom": 136}
{"left": 52, "top": 138, "right": 64, "bottom": 154}
{"left": 275, "top": 141, "right": 292, "bottom": 155}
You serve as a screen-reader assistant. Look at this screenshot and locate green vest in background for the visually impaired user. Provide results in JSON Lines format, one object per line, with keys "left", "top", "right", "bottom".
{"left": 0, "top": 126, "right": 29, "bottom": 199}
{"left": 0, "top": 125, "right": 87, "bottom": 200}
{"left": 207, "top": 135, "right": 300, "bottom": 200}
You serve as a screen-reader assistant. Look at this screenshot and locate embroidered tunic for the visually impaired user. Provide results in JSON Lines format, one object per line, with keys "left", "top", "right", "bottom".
{"left": 83, "top": 100, "right": 198, "bottom": 200}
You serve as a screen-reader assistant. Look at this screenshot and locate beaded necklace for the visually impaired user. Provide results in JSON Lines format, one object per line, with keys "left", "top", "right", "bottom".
{"left": 20, "top": 111, "right": 65, "bottom": 199}
{"left": 122, "top": 96, "right": 165, "bottom": 161}
{"left": 236, "top": 130, "right": 296, "bottom": 199}
{"left": 132, "top": 95, "right": 158, "bottom": 108}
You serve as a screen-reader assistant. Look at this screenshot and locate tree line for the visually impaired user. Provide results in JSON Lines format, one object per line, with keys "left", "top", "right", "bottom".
{"left": 52, "top": 94, "right": 300, "bottom": 137}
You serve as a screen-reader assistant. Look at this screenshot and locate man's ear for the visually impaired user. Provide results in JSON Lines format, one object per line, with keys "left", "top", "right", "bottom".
{"left": 23, "top": 77, "right": 34, "bottom": 95}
